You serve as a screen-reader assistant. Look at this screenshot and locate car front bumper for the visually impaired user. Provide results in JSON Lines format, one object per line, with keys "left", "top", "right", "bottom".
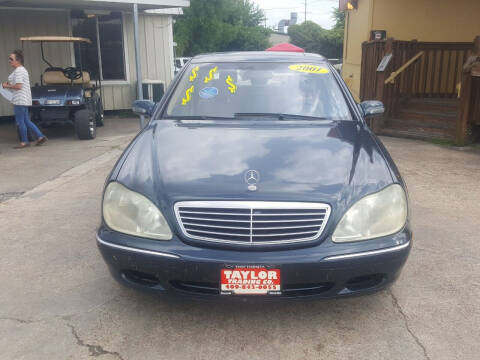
{"left": 96, "top": 227, "right": 411, "bottom": 300}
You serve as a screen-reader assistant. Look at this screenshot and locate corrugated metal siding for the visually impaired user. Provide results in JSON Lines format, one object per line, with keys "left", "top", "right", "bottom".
{"left": 101, "top": 13, "right": 174, "bottom": 111}
{"left": 0, "top": 9, "right": 174, "bottom": 116}
{"left": 0, "top": 9, "right": 72, "bottom": 116}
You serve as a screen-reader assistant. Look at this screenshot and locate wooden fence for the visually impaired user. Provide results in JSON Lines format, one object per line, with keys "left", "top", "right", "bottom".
{"left": 360, "top": 38, "right": 478, "bottom": 144}
{"left": 360, "top": 40, "right": 472, "bottom": 100}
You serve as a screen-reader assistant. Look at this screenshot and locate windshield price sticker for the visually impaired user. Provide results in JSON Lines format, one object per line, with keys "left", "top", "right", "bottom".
{"left": 189, "top": 66, "right": 199, "bottom": 82}
{"left": 289, "top": 64, "right": 329, "bottom": 74}
{"left": 181, "top": 85, "right": 194, "bottom": 105}
{"left": 199, "top": 87, "right": 218, "bottom": 99}
{"left": 221, "top": 267, "right": 281, "bottom": 295}
{"left": 225, "top": 75, "right": 237, "bottom": 94}
{"left": 204, "top": 66, "right": 218, "bottom": 83}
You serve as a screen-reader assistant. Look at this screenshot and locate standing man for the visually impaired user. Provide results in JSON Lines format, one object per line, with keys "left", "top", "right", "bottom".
{"left": 2, "top": 49, "right": 47, "bottom": 149}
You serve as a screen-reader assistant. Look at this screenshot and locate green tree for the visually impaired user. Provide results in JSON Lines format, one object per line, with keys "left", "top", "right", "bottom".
{"left": 287, "top": 8, "right": 345, "bottom": 59}
{"left": 174, "top": 0, "right": 271, "bottom": 56}
{"left": 332, "top": 8, "right": 345, "bottom": 31}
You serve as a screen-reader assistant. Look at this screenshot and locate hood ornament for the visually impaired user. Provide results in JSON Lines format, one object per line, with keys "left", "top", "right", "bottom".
{"left": 244, "top": 170, "right": 260, "bottom": 191}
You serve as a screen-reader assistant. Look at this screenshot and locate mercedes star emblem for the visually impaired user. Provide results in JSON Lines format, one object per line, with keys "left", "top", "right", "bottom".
{"left": 244, "top": 170, "right": 260, "bottom": 191}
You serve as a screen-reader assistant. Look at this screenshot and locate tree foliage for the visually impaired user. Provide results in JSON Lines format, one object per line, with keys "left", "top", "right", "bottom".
{"left": 288, "top": 8, "right": 345, "bottom": 59}
{"left": 174, "top": 0, "right": 271, "bottom": 56}
{"left": 332, "top": 8, "right": 345, "bottom": 31}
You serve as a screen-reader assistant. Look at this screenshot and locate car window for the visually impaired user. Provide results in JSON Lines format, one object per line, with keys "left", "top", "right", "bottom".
{"left": 175, "top": 59, "right": 182, "bottom": 68}
{"left": 163, "top": 62, "right": 352, "bottom": 120}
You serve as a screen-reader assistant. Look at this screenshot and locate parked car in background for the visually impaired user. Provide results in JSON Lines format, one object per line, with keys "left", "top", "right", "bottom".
{"left": 174, "top": 57, "right": 191, "bottom": 74}
{"left": 328, "top": 58, "right": 343, "bottom": 74}
{"left": 97, "top": 51, "right": 411, "bottom": 300}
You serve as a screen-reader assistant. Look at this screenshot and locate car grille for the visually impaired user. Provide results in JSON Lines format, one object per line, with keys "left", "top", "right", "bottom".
{"left": 174, "top": 201, "right": 331, "bottom": 246}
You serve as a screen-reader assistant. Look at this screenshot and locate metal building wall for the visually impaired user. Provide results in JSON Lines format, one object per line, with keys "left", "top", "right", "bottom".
{"left": 0, "top": 8, "right": 174, "bottom": 116}
{"left": 0, "top": 9, "right": 71, "bottom": 116}
{"left": 101, "top": 12, "right": 174, "bottom": 111}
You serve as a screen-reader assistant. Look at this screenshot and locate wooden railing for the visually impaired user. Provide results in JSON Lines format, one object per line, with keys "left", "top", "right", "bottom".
{"left": 360, "top": 38, "right": 478, "bottom": 144}
{"left": 385, "top": 51, "right": 424, "bottom": 85}
{"left": 361, "top": 39, "right": 472, "bottom": 102}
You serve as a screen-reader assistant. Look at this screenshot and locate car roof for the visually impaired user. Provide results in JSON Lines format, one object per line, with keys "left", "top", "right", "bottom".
{"left": 191, "top": 51, "right": 327, "bottom": 64}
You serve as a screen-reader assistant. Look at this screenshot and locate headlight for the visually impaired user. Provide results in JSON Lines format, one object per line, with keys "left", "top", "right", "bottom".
{"left": 102, "top": 182, "right": 172, "bottom": 240}
{"left": 332, "top": 184, "right": 407, "bottom": 243}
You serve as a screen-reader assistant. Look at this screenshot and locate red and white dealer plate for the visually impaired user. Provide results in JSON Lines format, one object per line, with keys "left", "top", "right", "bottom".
{"left": 221, "top": 267, "right": 281, "bottom": 295}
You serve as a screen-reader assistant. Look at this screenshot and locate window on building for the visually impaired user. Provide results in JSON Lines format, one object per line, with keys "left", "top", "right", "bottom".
{"left": 71, "top": 11, "right": 126, "bottom": 81}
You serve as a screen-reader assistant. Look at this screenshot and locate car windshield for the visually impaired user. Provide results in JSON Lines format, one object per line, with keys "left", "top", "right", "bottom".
{"left": 163, "top": 62, "right": 352, "bottom": 120}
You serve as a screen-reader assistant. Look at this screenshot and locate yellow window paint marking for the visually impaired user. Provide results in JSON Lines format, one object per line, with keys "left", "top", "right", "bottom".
{"left": 204, "top": 66, "right": 218, "bottom": 83}
{"left": 181, "top": 85, "right": 195, "bottom": 105}
{"left": 225, "top": 75, "right": 237, "bottom": 94}
{"left": 189, "top": 66, "right": 200, "bottom": 82}
{"left": 288, "top": 64, "right": 329, "bottom": 74}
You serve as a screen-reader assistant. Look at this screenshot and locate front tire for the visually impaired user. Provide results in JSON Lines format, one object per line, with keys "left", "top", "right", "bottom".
{"left": 96, "top": 100, "right": 104, "bottom": 127}
{"left": 74, "top": 109, "right": 96, "bottom": 140}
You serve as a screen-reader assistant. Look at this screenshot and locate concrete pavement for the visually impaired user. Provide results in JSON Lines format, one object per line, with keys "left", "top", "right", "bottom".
{"left": 0, "top": 115, "right": 140, "bottom": 200}
{"left": 0, "top": 122, "right": 479, "bottom": 360}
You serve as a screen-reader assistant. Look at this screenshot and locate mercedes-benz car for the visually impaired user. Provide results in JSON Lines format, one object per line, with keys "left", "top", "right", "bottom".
{"left": 96, "top": 51, "right": 411, "bottom": 299}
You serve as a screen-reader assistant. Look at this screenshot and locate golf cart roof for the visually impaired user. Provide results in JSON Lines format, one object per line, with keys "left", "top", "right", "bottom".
{"left": 20, "top": 36, "right": 92, "bottom": 44}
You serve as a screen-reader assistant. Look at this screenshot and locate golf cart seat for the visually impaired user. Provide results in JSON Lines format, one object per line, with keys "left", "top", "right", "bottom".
{"left": 43, "top": 70, "right": 91, "bottom": 86}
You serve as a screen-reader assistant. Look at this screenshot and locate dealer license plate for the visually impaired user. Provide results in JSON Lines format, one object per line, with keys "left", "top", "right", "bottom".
{"left": 221, "top": 267, "right": 281, "bottom": 295}
{"left": 46, "top": 100, "right": 61, "bottom": 105}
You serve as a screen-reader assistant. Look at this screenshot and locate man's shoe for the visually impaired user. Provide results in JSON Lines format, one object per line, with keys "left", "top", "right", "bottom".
{"left": 35, "top": 137, "right": 48, "bottom": 146}
{"left": 13, "top": 143, "right": 30, "bottom": 149}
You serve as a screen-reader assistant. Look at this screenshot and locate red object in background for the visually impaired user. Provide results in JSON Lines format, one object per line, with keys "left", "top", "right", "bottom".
{"left": 266, "top": 43, "right": 305, "bottom": 53}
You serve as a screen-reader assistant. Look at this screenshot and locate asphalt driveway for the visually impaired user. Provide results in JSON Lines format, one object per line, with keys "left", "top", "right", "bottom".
{"left": 0, "top": 120, "right": 479, "bottom": 360}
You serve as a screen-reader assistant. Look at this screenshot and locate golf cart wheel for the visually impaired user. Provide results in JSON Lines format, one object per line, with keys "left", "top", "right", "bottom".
{"left": 74, "top": 109, "right": 96, "bottom": 140}
{"left": 96, "top": 101, "right": 104, "bottom": 127}
{"left": 16, "top": 125, "right": 35, "bottom": 142}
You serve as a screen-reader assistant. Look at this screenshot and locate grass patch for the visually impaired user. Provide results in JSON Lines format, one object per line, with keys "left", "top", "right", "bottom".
{"left": 424, "top": 138, "right": 480, "bottom": 150}
{"left": 424, "top": 138, "right": 456, "bottom": 146}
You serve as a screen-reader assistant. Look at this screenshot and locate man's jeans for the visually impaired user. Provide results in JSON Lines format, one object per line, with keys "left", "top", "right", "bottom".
{"left": 14, "top": 105, "right": 44, "bottom": 143}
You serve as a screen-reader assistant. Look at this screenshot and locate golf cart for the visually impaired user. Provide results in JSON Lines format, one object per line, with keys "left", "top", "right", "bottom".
{"left": 20, "top": 36, "right": 104, "bottom": 140}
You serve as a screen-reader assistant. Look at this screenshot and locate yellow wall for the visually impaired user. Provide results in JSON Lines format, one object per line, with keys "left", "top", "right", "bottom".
{"left": 342, "top": 0, "right": 373, "bottom": 100}
{"left": 372, "top": 0, "right": 480, "bottom": 42}
{"left": 342, "top": 0, "right": 480, "bottom": 99}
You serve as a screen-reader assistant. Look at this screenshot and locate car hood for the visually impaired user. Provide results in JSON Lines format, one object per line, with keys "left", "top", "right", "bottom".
{"left": 116, "top": 119, "right": 396, "bottom": 226}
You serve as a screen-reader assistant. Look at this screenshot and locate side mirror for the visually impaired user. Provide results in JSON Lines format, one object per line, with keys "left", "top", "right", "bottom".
{"left": 359, "top": 100, "right": 384, "bottom": 117}
{"left": 132, "top": 100, "right": 155, "bottom": 117}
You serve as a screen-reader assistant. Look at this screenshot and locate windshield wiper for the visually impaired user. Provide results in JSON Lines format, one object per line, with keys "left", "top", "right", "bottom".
{"left": 162, "top": 115, "right": 235, "bottom": 120}
{"left": 234, "top": 113, "right": 328, "bottom": 121}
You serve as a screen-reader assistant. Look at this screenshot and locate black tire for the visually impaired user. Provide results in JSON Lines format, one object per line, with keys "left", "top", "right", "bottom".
{"left": 74, "top": 109, "right": 96, "bottom": 140}
{"left": 96, "top": 100, "right": 104, "bottom": 127}
{"left": 16, "top": 125, "right": 35, "bottom": 142}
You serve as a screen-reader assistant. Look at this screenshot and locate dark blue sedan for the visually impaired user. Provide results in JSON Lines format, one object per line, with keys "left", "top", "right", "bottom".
{"left": 97, "top": 51, "right": 411, "bottom": 299}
